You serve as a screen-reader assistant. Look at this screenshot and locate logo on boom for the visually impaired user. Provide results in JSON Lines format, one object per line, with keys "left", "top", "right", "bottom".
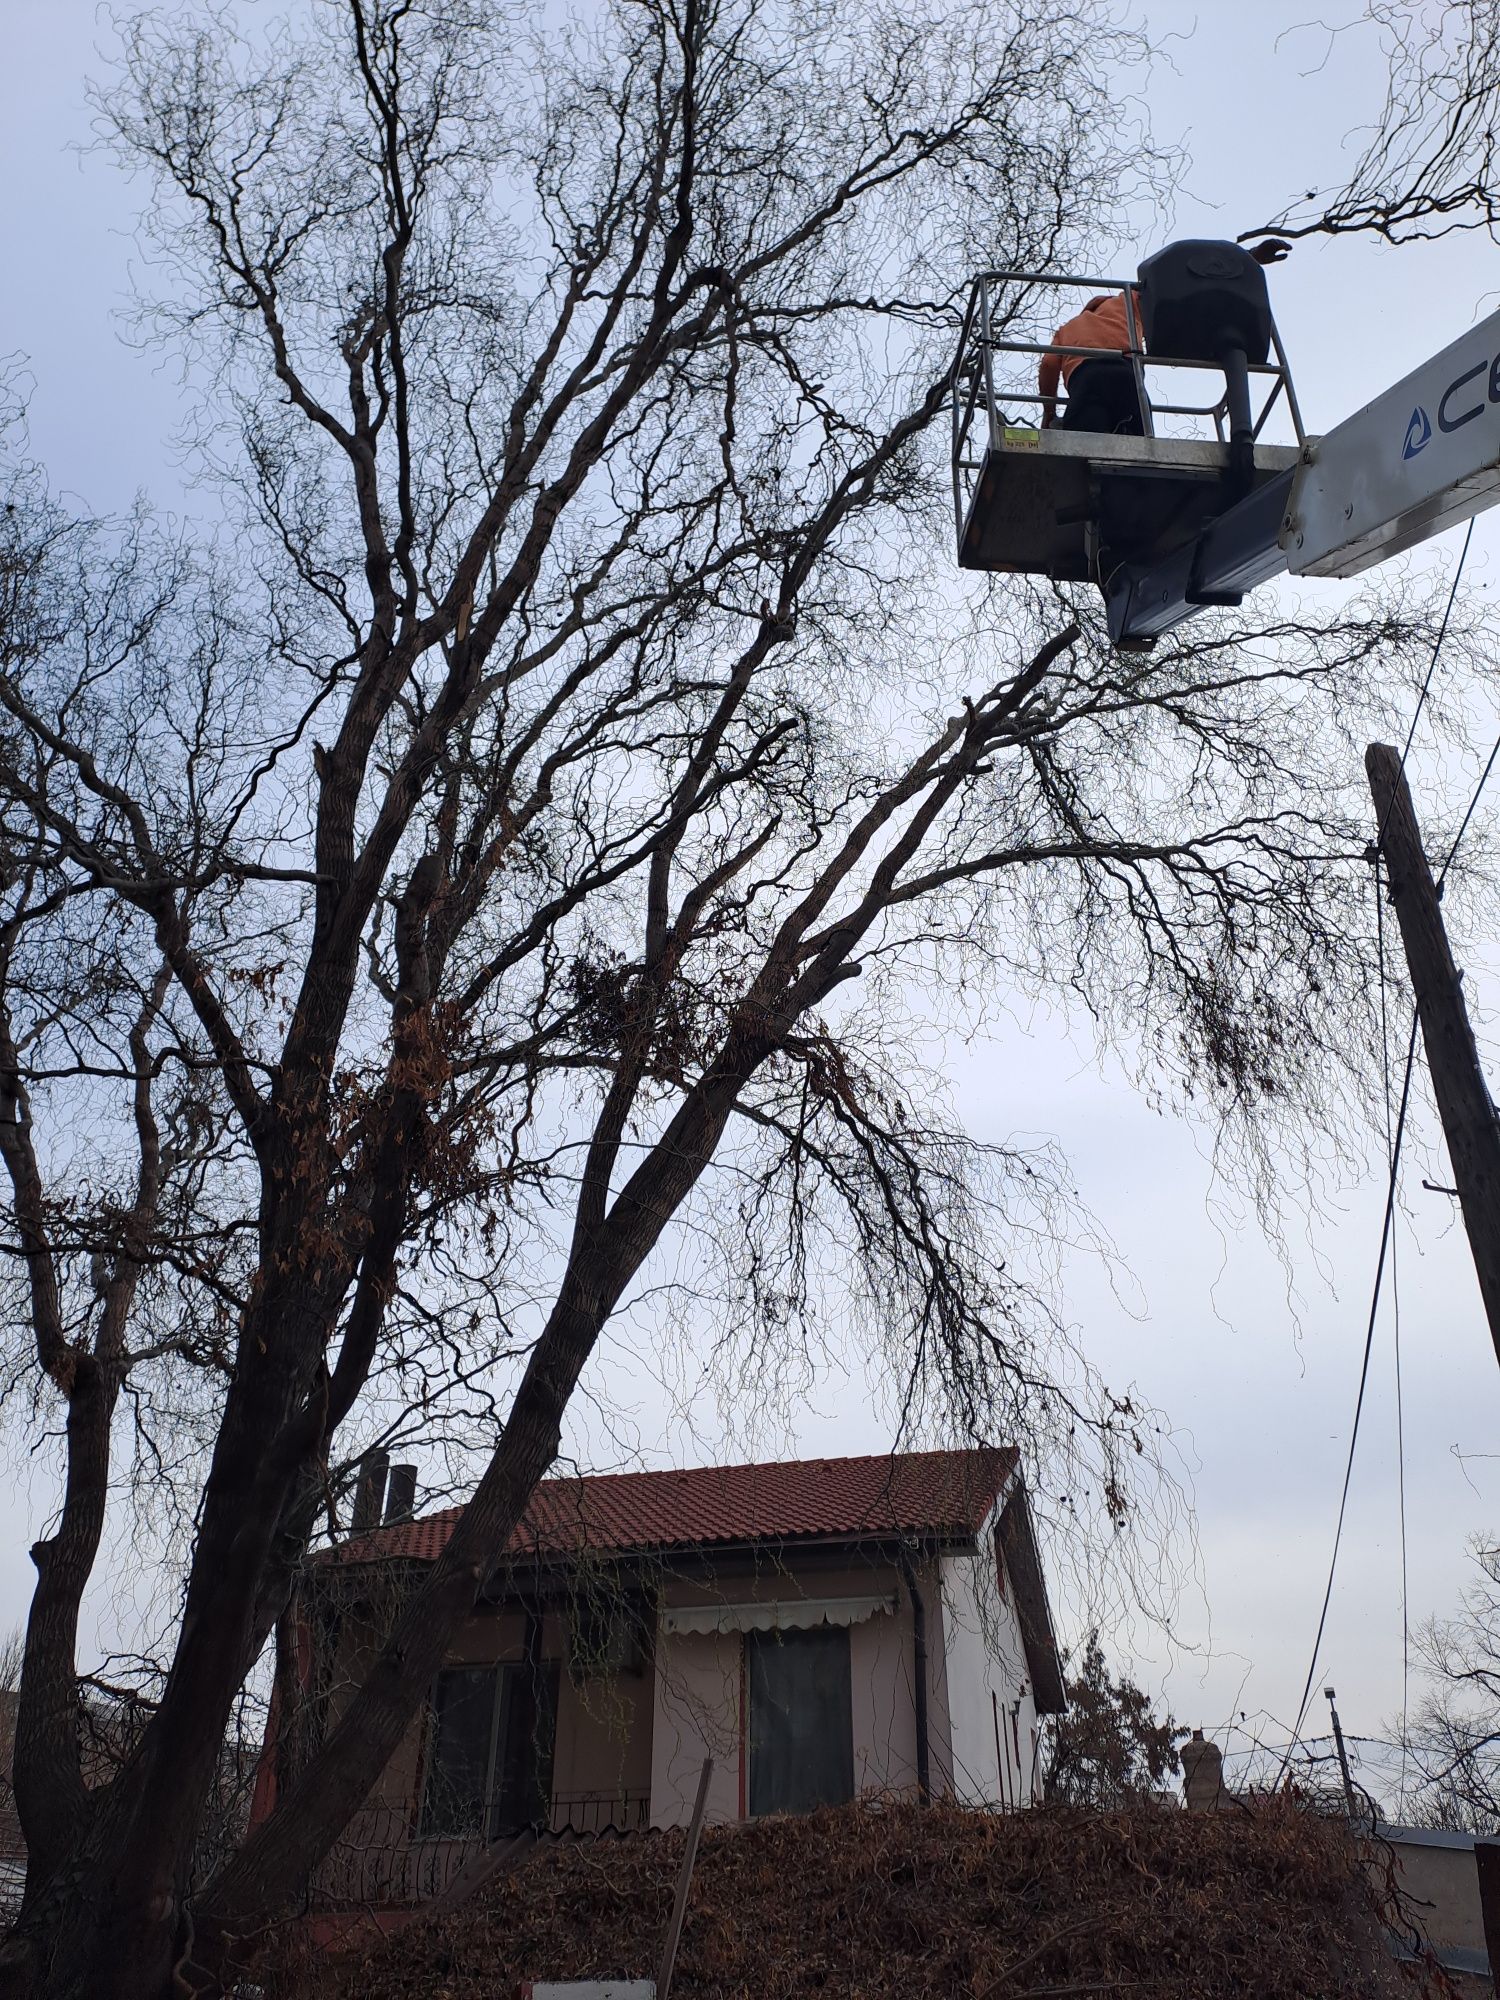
{"left": 1404, "top": 406, "right": 1433, "bottom": 459}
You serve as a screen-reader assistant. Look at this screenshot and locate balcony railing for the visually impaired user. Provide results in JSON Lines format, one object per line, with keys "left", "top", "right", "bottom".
{"left": 551, "top": 1788, "right": 650, "bottom": 1837}
{"left": 308, "top": 1788, "right": 651, "bottom": 1909}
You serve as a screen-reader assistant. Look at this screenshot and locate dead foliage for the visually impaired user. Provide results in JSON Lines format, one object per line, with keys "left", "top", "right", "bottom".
{"left": 266, "top": 1795, "right": 1428, "bottom": 1999}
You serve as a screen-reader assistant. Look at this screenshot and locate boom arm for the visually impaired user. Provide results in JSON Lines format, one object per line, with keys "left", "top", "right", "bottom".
{"left": 1109, "top": 303, "right": 1500, "bottom": 643}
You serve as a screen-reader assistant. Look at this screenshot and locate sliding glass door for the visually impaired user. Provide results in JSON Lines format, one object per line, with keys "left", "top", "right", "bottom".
{"left": 422, "top": 1659, "right": 559, "bottom": 1837}
{"left": 746, "top": 1626, "right": 854, "bottom": 1816}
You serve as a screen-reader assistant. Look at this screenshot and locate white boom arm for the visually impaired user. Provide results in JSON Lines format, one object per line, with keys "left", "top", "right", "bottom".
{"left": 1285, "top": 307, "right": 1500, "bottom": 578}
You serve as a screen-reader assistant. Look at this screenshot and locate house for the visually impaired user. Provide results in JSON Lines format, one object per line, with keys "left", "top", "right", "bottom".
{"left": 1182, "top": 1733, "right": 1496, "bottom": 1994}
{"left": 1373, "top": 1824, "right": 1495, "bottom": 1997}
{"left": 263, "top": 1447, "right": 1066, "bottom": 1907}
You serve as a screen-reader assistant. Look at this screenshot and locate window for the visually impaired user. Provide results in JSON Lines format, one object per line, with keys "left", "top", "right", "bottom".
{"left": 423, "top": 1666, "right": 498, "bottom": 1837}
{"left": 422, "top": 1659, "right": 559, "bottom": 1838}
{"left": 746, "top": 1626, "right": 854, "bottom": 1817}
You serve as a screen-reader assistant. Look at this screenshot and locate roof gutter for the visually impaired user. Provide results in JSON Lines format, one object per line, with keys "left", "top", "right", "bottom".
{"left": 466, "top": 1530, "right": 984, "bottom": 1601}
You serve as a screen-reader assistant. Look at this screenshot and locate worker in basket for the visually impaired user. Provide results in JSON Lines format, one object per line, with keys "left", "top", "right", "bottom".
{"left": 1039, "top": 289, "right": 1145, "bottom": 436}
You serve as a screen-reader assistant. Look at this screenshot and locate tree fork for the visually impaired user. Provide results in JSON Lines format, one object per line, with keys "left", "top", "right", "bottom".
{"left": 1365, "top": 741, "right": 1500, "bottom": 1366}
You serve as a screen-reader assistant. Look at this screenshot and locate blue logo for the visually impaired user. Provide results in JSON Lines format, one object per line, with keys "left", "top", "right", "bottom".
{"left": 1403, "top": 405, "right": 1432, "bottom": 458}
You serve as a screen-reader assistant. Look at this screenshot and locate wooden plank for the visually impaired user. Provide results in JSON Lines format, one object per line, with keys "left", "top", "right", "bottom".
{"left": 656, "top": 1757, "right": 713, "bottom": 2000}
{"left": 429, "top": 1827, "right": 536, "bottom": 1916}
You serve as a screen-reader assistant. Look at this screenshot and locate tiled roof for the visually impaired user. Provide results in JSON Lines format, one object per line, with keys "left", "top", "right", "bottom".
{"left": 336, "top": 1447, "right": 1018, "bottom": 1569}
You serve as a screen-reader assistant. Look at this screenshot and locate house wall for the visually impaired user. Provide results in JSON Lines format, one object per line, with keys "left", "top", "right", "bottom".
{"left": 316, "top": 1530, "right": 1044, "bottom": 1849}
{"left": 850, "top": 1583, "right": 920, "bottom": 1797}
{"left": 937, "top": 1531, "right": 1040, "bottom": 1809}
{"left": 1389, "top": 1835, "right": 1487, "bottom": 1953}
{"left": 552, "top": 1664, "right": 654, "bottom": 1815}
{"left": 649, "top": 1559, "right": 948, "bottom": 1827}
{"left": 307, "top": 1597, "right": 653, "bottom": 1906}
{"left": 1379, "top": 1826, "right": 1492, "bottom": 1994}
{"left": 649, "top": 1624, "right": 745, "bottom": 1828}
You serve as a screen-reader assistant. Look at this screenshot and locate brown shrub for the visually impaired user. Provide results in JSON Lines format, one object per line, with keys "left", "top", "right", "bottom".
{"left": 265, "top": 1795, "right": 1434, "bottom": 2000}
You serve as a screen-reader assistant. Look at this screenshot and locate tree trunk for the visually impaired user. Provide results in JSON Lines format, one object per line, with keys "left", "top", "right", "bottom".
{"left": 200, "top": 1048, "right": 769, "bottom": 1956}
{"left": 198, "top": 1290, "right": 605, "bottom": 1954}
{"left": 0, "top": 1270, "right": 340, "bottom": 1999}
{"left": 11, "top": 1361, "right": 112, "bottom": 1895}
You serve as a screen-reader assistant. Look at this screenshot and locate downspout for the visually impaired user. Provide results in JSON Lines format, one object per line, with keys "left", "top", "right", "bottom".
{"left": 899, "top": 1552, "right": 930, "bottom": 1804}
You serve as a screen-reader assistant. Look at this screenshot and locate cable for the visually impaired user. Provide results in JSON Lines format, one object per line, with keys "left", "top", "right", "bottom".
{"left": 1280, "top": 1006, "right": 1421, "bottom": 1779}
{"left": 1376, "top": 865, "right": 1411, "bottom": 1808}
{"left": 1438, "top": 725, "right": 1500, "bottom": 888}
{"left": 1281, "top": 520, "right": 1475, "bottom": 1780}
{"left": 1394, "top": 1219, "right": 1410, "bottom": 1809}
{"left": 1380, "top": 517, "right": 1475, "bottom": 841}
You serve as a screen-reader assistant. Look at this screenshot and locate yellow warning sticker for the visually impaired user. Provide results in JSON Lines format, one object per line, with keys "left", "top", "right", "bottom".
{"left": 1003, "top": 427, "right": 1042, "bottom": 451}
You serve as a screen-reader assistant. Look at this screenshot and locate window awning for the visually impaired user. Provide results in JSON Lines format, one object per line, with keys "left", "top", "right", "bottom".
{"left": 660, "top": 1593, "right": 897, "bottom": 1637}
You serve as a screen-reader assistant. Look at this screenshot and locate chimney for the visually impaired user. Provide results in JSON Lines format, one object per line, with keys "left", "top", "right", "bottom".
{"left": 350, "top": 1451, "right": 389, "bottom": 1535}
{"left": 383, "top": 1463, "right": 418, "bottom": 1525}
{"left": 1181, "top": 1728, "right": 1226, "bottom": 1811}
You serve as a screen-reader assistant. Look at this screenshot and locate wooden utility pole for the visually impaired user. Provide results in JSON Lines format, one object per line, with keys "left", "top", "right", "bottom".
{"left": 1365, "top": 742, "right": 1500, "bottom": 1367}
{"left": 1324, "top": 1686, "right": 1361, "bottom": 1825}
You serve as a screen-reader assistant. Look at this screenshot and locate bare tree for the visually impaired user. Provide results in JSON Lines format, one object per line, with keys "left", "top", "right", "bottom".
{"left": 0, "top": 1, "right": 1485, "bottom": 1994}
{"left": 1399, "top": 1537, "right": 1500, "bottom": 1833}
{"left": 1256, "top": 1, "right": 1500, "bottom": 245}
{"left": 1042, "top": 1634, "right": 1183, "bottom": 1808}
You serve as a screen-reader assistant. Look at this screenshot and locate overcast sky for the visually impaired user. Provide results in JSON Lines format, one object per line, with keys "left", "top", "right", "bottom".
{"left": 5, "top": 0, "right": 1500, "bottom": 1806}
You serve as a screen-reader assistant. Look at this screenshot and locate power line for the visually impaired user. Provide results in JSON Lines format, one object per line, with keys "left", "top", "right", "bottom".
{"left": 1377, "top": 865, "right": 1411, "bottom": 1809}
{"left": 1281, "top": 1006, "right": 1420, "bottom": 1776}
{"left": 1377, "top": 517, "right": 1475, "bottom": 847}
{"left": 1393, "top": 1210, "right": 1410, "bottom": 1809}
{"left": 1281, "top": 521, "right": 1476, "bottom": 1779}
{"left": 1382, "top": 528, "right": 1500, "bottom": 1804}
{"left": 1438, "top": 725, "right": 1500, "bottom": 888}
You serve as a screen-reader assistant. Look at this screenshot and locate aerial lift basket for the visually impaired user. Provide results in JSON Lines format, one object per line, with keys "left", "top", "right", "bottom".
{"left": 950, "top": 245, "right": 1306, "bottom": 637}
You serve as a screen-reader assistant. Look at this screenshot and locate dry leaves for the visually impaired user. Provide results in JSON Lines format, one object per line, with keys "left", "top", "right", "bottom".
{"left": 267, "top": 1795, "right": 1423, "bottom": 2000}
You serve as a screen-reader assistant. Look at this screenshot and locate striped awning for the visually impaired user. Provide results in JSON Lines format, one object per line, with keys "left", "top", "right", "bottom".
{"left": 660, "top": 1593, "right": 897, "bottom": 1637}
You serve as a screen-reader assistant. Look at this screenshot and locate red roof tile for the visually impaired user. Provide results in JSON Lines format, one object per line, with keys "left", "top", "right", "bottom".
{"left": 337, "top": 1447, "right": 1018, "bottom": 1569}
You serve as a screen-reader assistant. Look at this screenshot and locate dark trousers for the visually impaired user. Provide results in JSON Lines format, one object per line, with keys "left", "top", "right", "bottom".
{"left": 1060, "top": 357, "right": 1145, "bottom": 437}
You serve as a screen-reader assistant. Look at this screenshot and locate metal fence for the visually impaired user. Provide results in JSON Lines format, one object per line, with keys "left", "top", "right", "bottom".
{"left": 551, "top": 1788, "right": 650, "bottom": 1837}
{"left": 309, "top": 1789, "right": 650, "bottom": 1909}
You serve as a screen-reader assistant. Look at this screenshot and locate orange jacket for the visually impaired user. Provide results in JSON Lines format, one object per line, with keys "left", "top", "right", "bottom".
{"left": 1038, "top": 291, "right": 1141, "bottom": 400}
